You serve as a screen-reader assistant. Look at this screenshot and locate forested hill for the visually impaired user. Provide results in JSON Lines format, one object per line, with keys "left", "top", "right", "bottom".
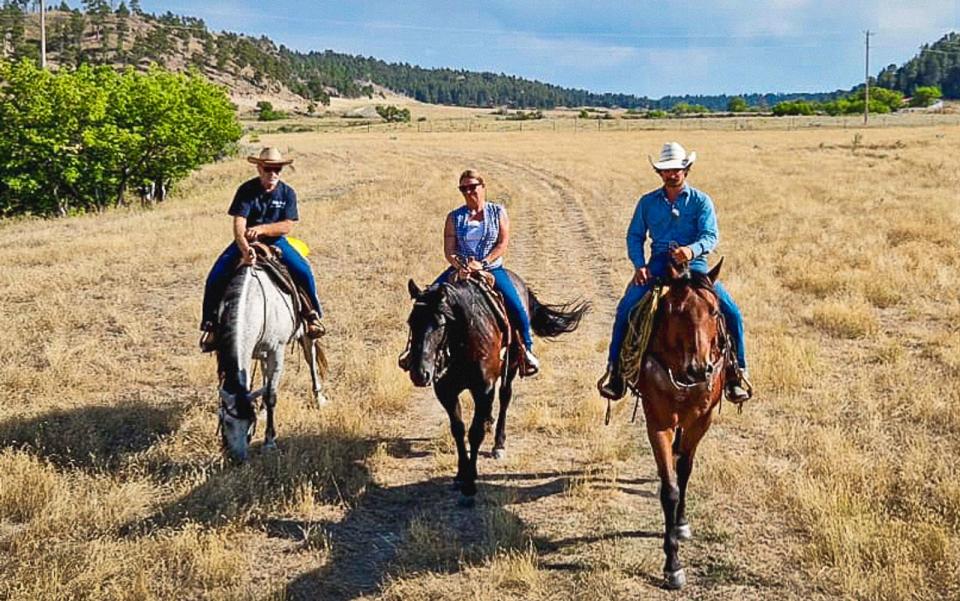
{"left": 877, "top": 32, "right": 960, "bottom": 98}
{"left": 0, "top": 2, "right": 920, "bottom": 110}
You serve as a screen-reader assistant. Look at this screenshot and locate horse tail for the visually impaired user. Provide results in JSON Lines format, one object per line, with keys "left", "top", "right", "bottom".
{"left": 528, "top": 289, "right": 591, "bottom": 338}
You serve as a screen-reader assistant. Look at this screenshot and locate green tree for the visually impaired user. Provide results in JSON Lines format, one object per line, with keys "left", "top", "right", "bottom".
{"left": 910, "top": 85, "right": 942, "bottom": 107}
{"left": 727, "top": 96, "right": 748, "bottom": 112}
{"left": 0, "top": 60, "right": 241, "bottom": 216}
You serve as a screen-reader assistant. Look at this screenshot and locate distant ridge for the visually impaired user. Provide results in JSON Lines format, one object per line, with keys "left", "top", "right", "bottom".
{"left": 0, "top": 4, "right": 916, "bottom": 110}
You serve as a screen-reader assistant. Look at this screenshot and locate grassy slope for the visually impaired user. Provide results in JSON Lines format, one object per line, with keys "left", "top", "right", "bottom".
{"left": 0, "top": 123, "right": 958, "bottom": 600}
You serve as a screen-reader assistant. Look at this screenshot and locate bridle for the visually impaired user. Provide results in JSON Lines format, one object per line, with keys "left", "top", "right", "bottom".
{"left": 410, "top": 299, "right": 453, "bottom": 385}
{"left": 648, "top": 285, "right": 727, "bottom": 394}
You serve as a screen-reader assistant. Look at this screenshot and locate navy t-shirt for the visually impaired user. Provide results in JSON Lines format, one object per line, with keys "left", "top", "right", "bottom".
{"left": 228, "top": 178, "right": 299, "bottom": 234}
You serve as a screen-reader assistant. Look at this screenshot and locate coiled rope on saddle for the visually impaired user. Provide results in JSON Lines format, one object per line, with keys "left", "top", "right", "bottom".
{"left": 619, "top": 285, "right": 668, "bottom": 387}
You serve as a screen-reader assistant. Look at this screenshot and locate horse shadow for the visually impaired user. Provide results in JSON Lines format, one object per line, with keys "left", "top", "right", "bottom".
{"left": 124, "top": 431, "right": 378, "bottom": 533}
{"left": 0, "top": 400, "right": 184, "bottom": 472}
{"left": 274, "top": 461, "right": 664, "bottom": 601}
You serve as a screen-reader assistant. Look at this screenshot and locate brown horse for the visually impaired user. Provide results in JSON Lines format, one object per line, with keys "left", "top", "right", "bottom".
{"left": 631, "top": 259, "right": 729, "bottom": 589}
{"left": 404, "top": 273, "right": 589, "bottom": 506}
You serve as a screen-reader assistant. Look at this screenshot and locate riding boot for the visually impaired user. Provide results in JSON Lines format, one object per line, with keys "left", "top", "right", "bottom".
{"left": 520, "top": 347, "right": 540, "bottom": 377}
{"left": 725, "top": 368, "right": 752, "bottom": 403}
{"left": 304, "top": 310, "right": 325, "bottom": 339}
{"left": 598, "top": 363, "right": 626, "bottom": 401}
{"left": 199, "top": 321, "right": 217, "bottom": 353}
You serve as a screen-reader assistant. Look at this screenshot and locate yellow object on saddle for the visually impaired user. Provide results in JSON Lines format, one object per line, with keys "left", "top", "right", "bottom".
{"left": 287, "top": 236, "right": 310, "bottom": 257}
{"left": 620, "top": 286, "right": 669, "bottom": 387}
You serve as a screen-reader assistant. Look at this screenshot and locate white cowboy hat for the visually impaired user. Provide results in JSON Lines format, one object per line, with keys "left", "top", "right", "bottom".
{"left": 648, "top": 142, "right": 696, "bottom": 170}
{"left": 247, "top": 147, "right": 294, "bottom": 166}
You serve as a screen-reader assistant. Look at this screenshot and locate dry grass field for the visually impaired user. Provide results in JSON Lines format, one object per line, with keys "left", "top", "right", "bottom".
{"left": 1, "top": 122, "right": 958, "bottom": 600}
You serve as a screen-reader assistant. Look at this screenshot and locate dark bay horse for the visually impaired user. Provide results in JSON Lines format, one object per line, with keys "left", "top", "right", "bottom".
{"left": 404, "top": 272, "right": 589, "bottom": 506}
{"left": 631, "top": 259, "right": 729, "bottom": 589}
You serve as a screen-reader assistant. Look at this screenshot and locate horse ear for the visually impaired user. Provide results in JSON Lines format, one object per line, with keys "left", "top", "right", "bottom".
{"left": 707, "top": 257, "right": 724, "bottom": 283}
{"left": 408, "top": 279, "right": 422, "bottom": 299}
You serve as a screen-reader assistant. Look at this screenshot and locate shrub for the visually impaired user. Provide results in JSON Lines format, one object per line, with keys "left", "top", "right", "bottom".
{"left": 375, "top": 104, "right": 411, "bottom": 123}
{"left": 256, "top": 100, "right": 286, "bottom": 121}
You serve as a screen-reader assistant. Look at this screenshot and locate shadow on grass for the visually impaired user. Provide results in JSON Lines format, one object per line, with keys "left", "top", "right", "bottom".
{"left": 0, "top": 401, "right": 184, "bottom": 472}
{"left": 278, "top": 469, "right": 575, "bottom": 601}
{"left": 125, "top": 430, "right": 377, "bottom": 533}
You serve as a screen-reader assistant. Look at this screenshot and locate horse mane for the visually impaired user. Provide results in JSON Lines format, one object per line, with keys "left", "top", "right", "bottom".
{"left": 664, "top": 269, "right": 715, "bottom": 294}
{"left": 216, "top": 267, "right": 257, "bottom": 420}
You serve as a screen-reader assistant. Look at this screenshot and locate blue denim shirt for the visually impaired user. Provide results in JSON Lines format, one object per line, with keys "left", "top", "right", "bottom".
{"left": 626, "top": 184, "right": 718, "bottom": 272}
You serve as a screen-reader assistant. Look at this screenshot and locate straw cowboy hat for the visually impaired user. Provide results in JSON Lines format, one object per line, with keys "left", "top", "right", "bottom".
{"left": 649, "top": 142, "right": 697, "bottom": 170}
{"left": 247, "top": 147, "right": 294, "bottom": 166}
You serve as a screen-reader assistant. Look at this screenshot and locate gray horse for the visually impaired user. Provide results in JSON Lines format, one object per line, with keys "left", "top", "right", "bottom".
{"left": 216, "top": 263, "right": 326, "bottom": 462}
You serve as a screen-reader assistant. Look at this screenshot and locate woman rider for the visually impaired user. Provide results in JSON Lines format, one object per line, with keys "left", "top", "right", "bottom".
{"left": 431, "top": 169, "right": 539, "bottom": 375}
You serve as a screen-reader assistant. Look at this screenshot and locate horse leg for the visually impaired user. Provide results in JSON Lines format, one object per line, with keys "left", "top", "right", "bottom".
{"left": 460, "top": 384, "right": 495, "bottom": 505}
{"left": 493, "top": 365, "right": 518, "bottom": 459}
{"left": 262, "top": 352, "right": 284, "bottom": 451}
{"left": 299, "top": 336, "right": 327, "bottom": 406}
{"left": 436, "top": 379, "right": 468, "bottom": 492}
{"left": 648, "top": 425, "right": 685, "bottom": 589}
{"left": 674, "top": 415, "right": 713, "bottom": 541}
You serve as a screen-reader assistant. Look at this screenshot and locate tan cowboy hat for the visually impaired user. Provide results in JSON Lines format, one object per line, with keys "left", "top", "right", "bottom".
{"left": 247, "top": 147, "right": 293, "bottom": 166}
{"left": 648, "top": 142, "right": 696, "bottom": 170}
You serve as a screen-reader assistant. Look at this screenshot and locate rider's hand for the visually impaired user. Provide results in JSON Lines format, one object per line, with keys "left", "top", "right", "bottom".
{"left": 466, "top": 259, "right": 483, "bottom": 272}
{"left": 244, "top": 226, "right": 260, "bottom": 242}
{"left": 670, "top": 245, "right": 694, "bottom": 264}
{"left": 633, "top": 266, "right": 651, "bottom": 286}
{"left": 240, "top": 246, "right": 256, "bottom": 265}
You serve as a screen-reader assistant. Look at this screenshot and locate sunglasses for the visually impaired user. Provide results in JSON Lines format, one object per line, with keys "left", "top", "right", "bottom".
{"left": 263, "top": 165, "right": 283, "bottom": 174}
{"left": 458, "top": 183, "right": 482, "bottom": 194}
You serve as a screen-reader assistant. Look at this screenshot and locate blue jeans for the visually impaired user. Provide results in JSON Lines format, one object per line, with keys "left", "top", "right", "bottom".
{"left": 607, "top": 256, "right": 746, "bottom": 369}
{"left": 433, "top": 266, "right": 534, "bottom": 349}
{"left": 201, "top": 237, "right": 322, "bottom": 327}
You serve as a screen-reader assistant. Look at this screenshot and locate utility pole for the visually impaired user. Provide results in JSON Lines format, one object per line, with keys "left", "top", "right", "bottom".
{"left": 39, "top": 0, "right": 47, "bottom": 69}
{"left": 864, "top": 30, "right": 873, "bottom": 124}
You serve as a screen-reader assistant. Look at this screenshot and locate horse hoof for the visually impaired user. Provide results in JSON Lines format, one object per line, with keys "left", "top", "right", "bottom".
{"left": 492, "top": 448, "right": 506, "bottom": 460}
{"left": 663, "top": 568, "right": 686, "bottom": 590}
{"left": 315, "top": 392, "right": 329, "bottom": 407}
{"left": 263, "top": 440, "right": 278, "bottom": 452}
{"left": 457, "top": 494, "right": 476, "bottom": 508}
{"left": 674, "top": 523, "right": 692, "bottom": 540}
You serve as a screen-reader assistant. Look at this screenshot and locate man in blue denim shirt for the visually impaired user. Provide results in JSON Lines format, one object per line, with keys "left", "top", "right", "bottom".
{"left": 598, "top": 142, "right": 751, "bottom": 401}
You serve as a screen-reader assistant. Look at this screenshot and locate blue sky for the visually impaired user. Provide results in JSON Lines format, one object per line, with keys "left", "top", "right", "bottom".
{"left": 139, "top": 1, "right": 959, "bottom": 98}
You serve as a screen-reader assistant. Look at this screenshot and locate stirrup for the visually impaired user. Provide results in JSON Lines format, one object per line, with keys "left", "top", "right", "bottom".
{"left": 725, "top": 369, "right": 754, "bottom": 405}
{"left": 597, "top": 367, "right": 626, "bottom": 401}
{"left": 520, "top": 348, "right": 540, "bottom": 377}
{"left": 199, "top": 330, "right": 217, "bottom": 353}
{"left": 304, "top": 312, "right": 325, "bottom": 338}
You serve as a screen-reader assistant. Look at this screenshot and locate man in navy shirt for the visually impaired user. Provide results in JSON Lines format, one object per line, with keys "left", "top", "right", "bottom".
{"left": 199, "top": 147, "right": 323, "bottom": 351}
{"left": 598, "top": 142, "right": 751, "bottom": 402}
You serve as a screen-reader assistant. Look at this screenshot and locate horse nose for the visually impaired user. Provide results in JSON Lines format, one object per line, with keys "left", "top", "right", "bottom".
{"left": 686, "top": 363, "right": 707, "bottom": 380}
{"left": 410, "top": 367, "right": 432, "bottom": 387}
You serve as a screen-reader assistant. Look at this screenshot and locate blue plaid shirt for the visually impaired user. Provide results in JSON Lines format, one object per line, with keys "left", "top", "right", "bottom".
{"left": 626, "top": 184, "right": 718, "bottom": 271}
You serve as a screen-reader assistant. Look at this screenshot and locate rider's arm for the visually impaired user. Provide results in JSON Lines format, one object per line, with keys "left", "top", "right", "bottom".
{"left": 249, "top": 220, "right": 294, "bottom": 239}
{"left": 233, "top": 216, "right": 253, "bottom": 257}
{"left": 626, "top": 197, "right": 648, "bottom": 268}
{"left": 482, "top": 209, "right": 509, "bottom": 266}
{"left": 688, "top": 193, "right": 719, "bottom": 260}
{"left": 443, "top": 214, "right": 461, "bottom": 269}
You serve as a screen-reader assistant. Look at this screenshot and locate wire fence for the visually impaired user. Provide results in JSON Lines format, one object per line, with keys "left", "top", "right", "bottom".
{"left": 249, "top": 111, "right": 960, "bottom": 136}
